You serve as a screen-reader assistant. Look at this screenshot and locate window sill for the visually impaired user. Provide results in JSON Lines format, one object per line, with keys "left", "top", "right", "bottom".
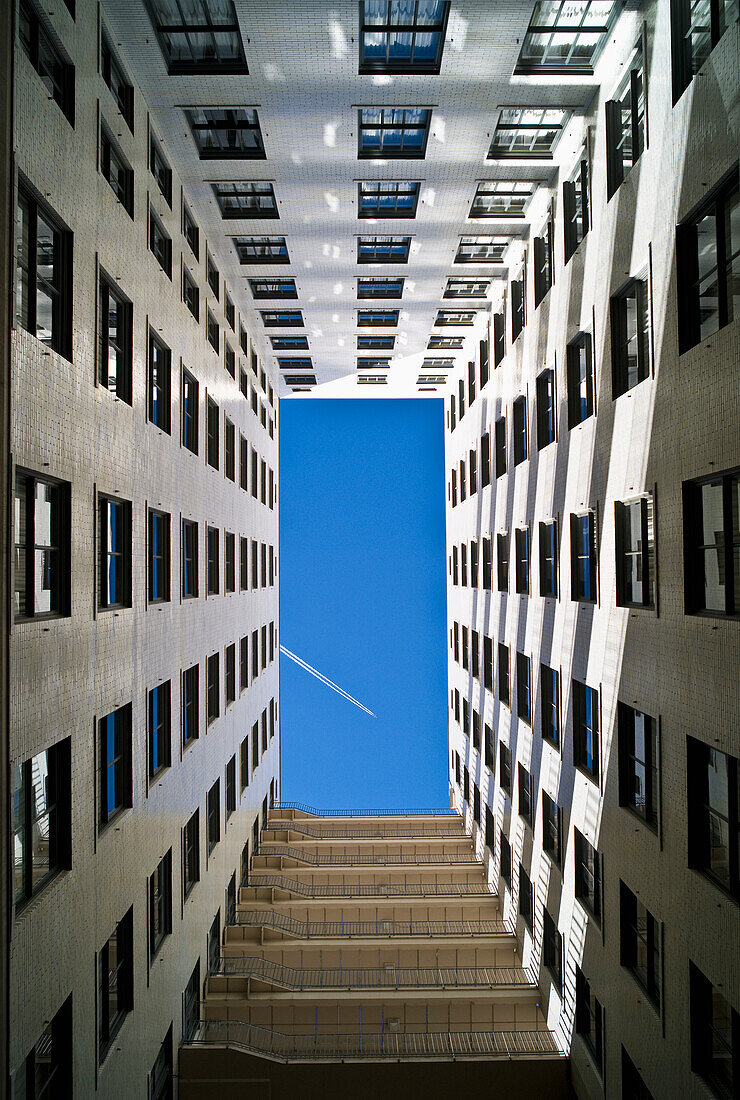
{"left": 14, "top": 868, "right": 68, "bottom": 918}
{"left": 14, "top": 611, "right": 70, "bottom": 625}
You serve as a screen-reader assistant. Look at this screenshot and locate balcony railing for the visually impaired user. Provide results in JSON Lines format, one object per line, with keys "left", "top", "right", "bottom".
{"left": 255, "top": 845, "right": 479, "bottom": 866}
{"left": 264, "top": 820, "right": 465, "bottom": 839}
{"left": 211, "top": 955, "right": 534, "bottom": 990}
{"left": 234, "top": 910, "right": 508, "bottom": 939}
{"left": 271, "top": 803, "right": 458, "bottom": 818}
{"left": 186, "top": 1020, "right": 561, "bottom": 1060}
{"left": 243, "top": 874, "right": 493, "bottom": 898}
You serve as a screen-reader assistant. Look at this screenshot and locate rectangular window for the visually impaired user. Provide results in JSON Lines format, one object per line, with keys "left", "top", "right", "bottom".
{"left": 224, "top": 291, "right": 235, "bottom": 329}
{"left": 18, "top": 2, "right": 75, "bottom": 124}
{"left": 484, "top": 723, "right": 495, "bottom": 771}
{"left": 207, "top": 527, "right": 219, "bottom": 594}
{"left": 536, "top": 368, "right": 556, "bottom": 448}
{"left": 516, "top": 652, "right": 531, "bottom": 724}
{"left": 186, "top": 107, "right": 264, "bottom": 158}
{"left": 516, "top": 1, "right": 619, "bottom": 74}
{"left": 611, "top": 278, "right": 650, "bottom": 396}
{"left": 98, "top": 704, "right": 132, "bottom": 830}
{"left": 207, "top": 309, "right": 219, "bottom": 352}
{"left": 618, "top": 704, "right": 658, "bottom": 831}
{"left": 148, "top": 509, "right": 170, "bottom": 603}
{"left": 488, "top": 107, "right": 569, "bottom": 160}
{"left": 15, "top": 185, "right": 72, "bottom": 359}
{"left": 494, "top": 416, "right": 507, "bottom": 476}
{"left": 606, "top": 42, "right": 645, "bottom": 199}
{"left": 470, "top": 180, "right": 535, "bottom": 218}
{"left": 493, "top": 312, "right": 505, "bottom": 365}
{"left": 498, "top": 643, "right": 510, "bottom": 708}
{"left": 206, "top": 398, "right": 219, "bottom": 469}
{"left": 539, "top": 520, "right": 558, "bottom": 597}
{"left": 206, "top": 252, "right": 219, "bottom": 300}
{"left": 687, "top": 736, "right": 739, "bottom": 900}
{"left": 518, "top": 764, "right": 533, "bottom": 824}
{"left": 620, "top": 880, "right": 661, "bottom": 1010}
{"left": 543, "top": 906, "right": 562, "bottom": 990}
{"left": 148, "top": 849, "right": 172, "bottom": 960}
{"left": 541, "top": 664, "right": 560, "bottom": 747}
{"left": 98, "top": 496, "right": 131, "bottom": 609}
{"left": 575, "top": 967, "right": 604, "bottom": 1073}
{"left": 99, "top": 274, "right": 133, "bottom": 403}
{"left": 224, "top": 532, "right": 235, "bottom": 594}
{"left": 240, "top": 635, "right": 248, "bottom": 693}
{"left": 234, "top": 236, "right": 288, "bottom": 263}
{"left": 622, "top": 1047, "right": 655, "bottom": 1100}
{"left": 359, "top": 1, "right": 449, "bottom": 74}
{"left": 564, "top": 155, "right": 589, "bottom": 262}
{"left": 571, "top": 511, "right": 597, "bottom": 602}
{"left": 689, "top": 960, "right": 738, "bottom": 1100}
{"left": 182, "top": 664, "right": 199, "bottom": 747}
{"left": 511, "top": 275, "right": 526, "bottom": 340}
{"left": 683, "top": 468, "right": 740, "bottom": 616}
{"left": 149, "top": 131, "right": 172, "bottom": 206}
{"left": 500, "top": 829, "right": 511, "bottom": 884}
{"left": 542, "top": 791, "right": 562, "bottom": 867}
{"left": 101, "top": 125, "right": 134, "bottom": 216}
{"left": 357, "top": 236, "right": 410, "bottom": 264}
{"left": 240, "top": 733, "right": 249, "bottom": 792}
{"left": 225, "top": 755, "right": 236, "bottom": 819}
{"left": 456, "top": 236, "right": 508, "bottom": 263}
{"left": 519, "top": 864, "right": 533, "bottom": 931}
{"left": 499, "top": 743, "right": 512, "bottom": 796}
{"left": 12, "top": 737, "right": 71, "bottom": 911}
{"left": 460, "top": 461, "right": 467, "bottom": 503}
{"left": 566, "top": 332, "right": 595, "bottom": 427}
{"left": 182, "top": 267, "right": 199, "bottom": 321}
{"left": 533, "top": 220, "right": 553, "bottom": 305}
{"left": 470, "top": 540, "right": 479, "bottom": 587}
{"left": 497, "top": 532, "right": 509, "bottom": 592}
{"left": 240, "top": 536, "right": 249, "bottom": 592}
{"left": 239, "top": 435, "right": 249, "bottom": 491}
{"left": 515, "top": 528, "right": 529, "bottom": 593}
{"left": 207, "top": 780, "right": 220, "bottom": 853}
{"left": 672, "top": 0, "right": 738, "bottom": 102}
{"left": 181, "top": 368, "right": 199, "bottom": 453}
{"left": 482, "top": 537, "right": 492, "bottom": 591}
{"left": 207, "top": 652, "right": 219, "bottom": 723}
{"left": 13, "top": 469, "right": 70, "bottom": 620}
{"left": 251, "top": 541, "right": 258, "bottom": 588}
{"left": 677, "top": 169, "right": 738, "bottom": 352}
{"left": 483, "top": 636, "right": 493, "bottom": 691}
{"left": 148, "top": 330, "right": 171, "bottom": 432}
{"left": 98, "top": 908, "right": 133, "bottom": 1063}
{"left": 480, "top": 433, "right": 491, "bottom": 489}
{"left": 573, "top": 680, "right": 600, "bottom": 780}
{"left": 358, "top": 179, "right": 420, "bottom": 217}
{"left": 148, "top": 681, "right": 171, "bottom": 778}
{"left": 512, "top": 396, "right": 527, "bottom": 464}
{"left": 101, "top": 31, "right": 133, "bottom": 131}
{"left": 358, "top": 106, "right": 432, "bottom": 159}
{"left": 149, "top": 1026, "right": 173, "bottom": 1100}
{"left": 181, "top": 519, "right": 198, "bottom": 598}
{"left": 223, "top": 418, "right": 235, "bottom": 481}
{"left": 575, "top": 828, "right": 601, "bottom": 921}
{"left": 182, "top": 810, "right": 199, "bottom": 898}
{"left": 213, "top": 180, "right": 277, "bottom": 219}
{"left": 14, "top": 994, "right": 73, "bottom": 1099}
{"left": 471, "top": 630, "right": 480, "bottom": 679}
{"left": 616, "top": 496, "right": 655, "bottom": 608}
{"left": 224, "top": 340, "right": 236, "bottom": 379}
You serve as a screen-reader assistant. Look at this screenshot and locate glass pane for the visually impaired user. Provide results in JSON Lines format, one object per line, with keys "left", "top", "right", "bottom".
{"left": 13, "top": 764, "right": 26, "bottom": 903}
{"left": 700, "top": 481, "right": 725, "bottom": 611}
{"left": 15, "top": 196, "right": 30, "bottom": 331}
{"left": 725, "top": 184, "right": 739, "bottom": 325}
{"left": 30, "top": 750, "right": 53, "bottom": 889}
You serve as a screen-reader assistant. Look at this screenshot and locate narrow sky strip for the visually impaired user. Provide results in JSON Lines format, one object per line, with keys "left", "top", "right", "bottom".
{"left": 280, "top": 646, "right": 376, "bottom": 717}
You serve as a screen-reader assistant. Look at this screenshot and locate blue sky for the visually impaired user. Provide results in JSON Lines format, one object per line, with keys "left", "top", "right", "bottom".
{"left": 279, "top": 398, "right": 449, "bottom": 810}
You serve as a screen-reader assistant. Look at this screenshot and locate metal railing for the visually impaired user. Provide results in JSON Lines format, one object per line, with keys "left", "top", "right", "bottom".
{"left": 272, "top": 803, "right": 458, "bottom": 819}
{"left": 234, "top": 910, "right": 508, "bottom": 939}
{"left": 243, "top": 874, "right": 493, "bottom": 898}
{"left": 186, "top": 1020, "right": 560, "bottom": 1060}
{"left": 211, "top": 955, "right": 533, "bottom": 989}
{"left": 255, "top": 845, "right": 480, "bottom": 866}
{"left": 265, "top": 820, "right": 466, "bottom": 839}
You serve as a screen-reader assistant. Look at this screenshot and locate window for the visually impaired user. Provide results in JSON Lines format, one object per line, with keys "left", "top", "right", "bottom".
{"left": 571, "top": 511, "right": 597, "bottom": 602}
{"left": 186, "top": 107, "right": 264, "bottom": 158}
{"left": 534, "top": 219, "right": 554, "bottom": 305}
{"left": 213, "top": 180, "right": 277, "bottom": 219}
{"left": 98, "top": 908, "right": 133, "bottom": 1062}
{"left": 429, "top": 334, "right": 463, "bottom": 349}
{"left": 498, "top": 643, "right": 510, "bottom": 709}
{"left": 479, "top": 434, "right": 491, "bottom": 491}
{"left": 622, "top": 1047, "right": 655, "bottom": 1100}
{"left": 18, "top": 2, "right": 75, "bottom": 124}
{"left": 611, "top": 278, "right": 650, "bottom": 396}
{"left": 101, "top": 125, "right": 133, "bottom": 216}
{"left": 149, "top": 1027, "right": 173, "bottom": 1100}
{"left": 15, "top": 185, "right": 72, "bottom": 358}
{"left": 223, "top": 340, "right": 236, "bottom": 379}
{"left": 148, "top": 681, "right": 171, "bottom": 779}
{"left": 575, "top": 966, "right": 604, "bottom": 1073}
{"left": 515, "top": 528, "right": 529, "bottom": 593}
{"left": 479, "top": 339, "right": 490, "bottom": 389}
{"left": 358, "top": 107, "right": 431, "bottom": 158}
{"left": 224, "top": 532, "right": 235, "bottom": 594}
{"left": 683, "top": 468, "right": 740, "bottom": 616}
{"left": 511, "top": 274, "right": 526, "bottom": 340}
{"left": 148, "top": 330, "right": 171, "bottom": 432}
{"left": 234, "top": 236, "right": 288, "bottom": 263}
{"left": 468, "top": 362, "right": 476, "bottom": 408}
{"left": 606, "top": 42, "right": 646, "bottom": 199}
{"left": 99, "top": 274, "right": 133, "bottom": 403}
{"left": 497, "top": 532, "right": 509, "bottom": 591}
{"left": 573, "top": 680, "right": 599, "bottom": 780}
{"left": 207, "top": 309, "right": 219, "bottom": 352}
{"left": 460, "top": 462, "right": 467, "bottom": 503}
{"left": 182, "top": 810, "right": 199, "bottom": 898}
{"left": 357, "top": 278, "right": 405, "bottom": 299}
{"left": 485, "top": 723, "right": 495, "bottom": 770}
{"left": 473, "top": 783, "right": 481, "bottom": 823}
{"left": 225, "top": 756, "right": 236, "bottom": 821}
{"left": 543, "top": 906, "right": 562, "bottom": 990}
{"left": 493, "top": 312, "right": 505, "bottom": 365}
{"left": 357, "top": 309, "right": 399, "bottom": 327}
{"left": 539, "top": 520, "right": 558, "bottom": 597}
{"left": 149, "top": 131, "right": 172, "bottom": 206}
{"left": 149, "top": 850, "right": 172, "bottom": 960}
{"left": 181, "top": 368, "right": 199, "bottom": 453}
{"left": 689, "top": 961, "right": 738, "bottom": 1100}
{"left": 181, "top": 520, "right": 198, "bottom": 598}
{"left": 541, "top": 664, "right": 560, "bottom": 747}
{"left": 250, "top": 278, "right": 297, "bottom": 300}
{"left": 98, "top": 704, "right": 132, "bottom": 830}
{"left": 470, "top": 539, "right": 479, "bottom": 586}
{"left": 240, "top": 538, "right": 248, "bottom": 591}
{"left": 500, "top": 829, "right": 511, "bottom": 884}
{"left": 182, "top": 664, "right": 199, "bottom": 747}
{"left": 12, "top": 738, "right": 71, "bottom": 911}
{"left": 471, "top": 630, "right": 480, "bottom": 678}
{"left": 182, "top": 267, "right": 199, "bottom": 320}
{"left": 98, "top": 496, "right": 131, "bottom": 609}
{"left": 516, "top": 653, "right": 531, "bottom": 724}
{"left": 455, "top": 238, "right": 509, "bottom": 267}
{"left": 357, "top": 333, "right": 394, "bottom": 349}
{"left": 564, "top": 156, "right": 590, "bottom": 262}
{"left": 251, "top": 720, "right": 259, "bottom": 771}
{"left": 575, "top": 828, "right": 601, "bottom": 921}
{"left": 677, "top": 171, "right": 738, "bottom": 353}
{"left": 146, "top": 0, "right": 247, "bottom": 71}
{"left": 224, "top": 418, "right": 235, "bottom": 480}
{"left": 206, "top": 398, "right": 219, "bottom": 469}
{"left": 672, "top": 0, "right": 738, "bottom": 102}
{"left": 542, "top": 791, "right": 562, "bottom": 867}
{"left": 224, "top": 291, "right": 235, "bottom": 329}
{"left": 567, "top": 332, "right": 595, "bottom": 427}
{"left": 687, "top": 737, "right": 739, "bottom": 900}
{"left": 517, "top": 1, "right": 619, "bottom": 73}
{"left": 358, "top": 180, "right": 420, "bottom": 217}
{"left": 183, "top": 961, "right": 200, "bottom": 1039}
{"left": 483, "top": 636, "right": 493, "bottom": 691}
{"left": 207, "top": 652, "right": 219, "bottom": 724}
{"left": 470, "top": 180, "right": 535, "bottom": 218}
{"left": 357, "top": 236, "right": 410, "bottom": 263}
{"left": 240, "top": 733, "right": 249, "bottom": 792}
{"left": 536, "top": 369, "right": 556, "bottom": 448}
{"left": 500, "top": 743, "right": 512, "bottom": 795}
{"left": 359, "top": 1, "right": 449, "bottom": 73}
{"left": 512, "top": 399, "right": 527, "bottom": 466}
{"left": 620, "top": 881, "right": 661, "bottom": 1010}
{"left": 207, "top": 527, "right": 219, "bottom": 595}
{"left": 519, "top": 864, "right": 533, "bottom": 930}
{"left": 13, "top": 995, "right": 73, "bottom": 1099}
{"left": 207, "top": 779, "right": 220, "bottom": 853}
{"left": 452, "top": 546, "right": 458, "bottom": 585}
{"left": 616, "top": 704, "right": 659, "bottom": 833}
{"left": 261, "top": 309, "right": 303, "bottom": 327}
{"left": 101, "top": 31, "right": 133, "bottom": 131}
{"left": 488, "top": 107, "right": 569, "bottom": 159}
{"left": 148, "top": 509, "right": 170, "bottom": 604}
{"left": 518, "top": 764, "right": 533, "bottom": 824}
{"left": 494, "top": 417, "right": 507, "bottom": 476}
{"left": 13, "top": 469, "right": 70, "bottom": 621}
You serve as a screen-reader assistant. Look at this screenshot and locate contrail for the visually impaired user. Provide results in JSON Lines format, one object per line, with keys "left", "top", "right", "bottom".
{"left": 280, "top": 646, "right": 376, "bottom": 717}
